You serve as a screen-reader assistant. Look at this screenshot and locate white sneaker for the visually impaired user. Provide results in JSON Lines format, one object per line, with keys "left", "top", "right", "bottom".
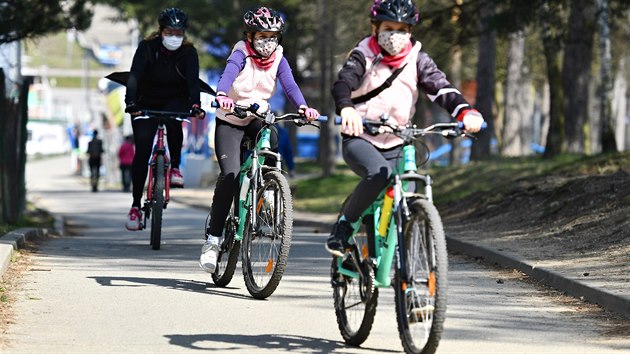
{"left": 125, "top": 207, "right": 142, "bottom": 231}
{"left": 199, "top": 236, "right": 221, "bottom": 273}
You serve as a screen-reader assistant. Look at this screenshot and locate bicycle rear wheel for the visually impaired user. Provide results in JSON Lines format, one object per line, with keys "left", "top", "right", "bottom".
{"left": 394, "top": 198, "right": 447, "bottom": 354}
{"left": 242, "top": 170, "right": 293, "bottom": 299}
{"left": 212, "top": 214, "right": 241, "bottom": 287}
{"left": 330, "top": 225, "right": 378, "bottom": 346}
{"left": 150, "top": 154, "right": 165, "bottom": 250}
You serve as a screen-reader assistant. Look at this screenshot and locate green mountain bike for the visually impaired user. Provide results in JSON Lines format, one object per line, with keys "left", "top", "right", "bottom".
{"left": 209, "top": 102, "right": 327, "bottom": 299}
{"left": 331, "top": 116, "right": 483, "bottom": 353}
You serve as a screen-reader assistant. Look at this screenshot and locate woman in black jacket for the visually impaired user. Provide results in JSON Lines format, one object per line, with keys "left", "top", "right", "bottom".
{"left": 125, "top": 7, "right": 205, "bottom": 231}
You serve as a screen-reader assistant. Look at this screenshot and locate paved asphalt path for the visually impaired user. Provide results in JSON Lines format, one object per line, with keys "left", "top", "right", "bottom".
{"left": 1, "top": 157, "right": 628, "bottom": 353}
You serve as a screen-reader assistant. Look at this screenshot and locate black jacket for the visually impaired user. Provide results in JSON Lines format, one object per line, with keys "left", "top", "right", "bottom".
{"left": 125, "top": 36, "right": 201, "bottom": 107}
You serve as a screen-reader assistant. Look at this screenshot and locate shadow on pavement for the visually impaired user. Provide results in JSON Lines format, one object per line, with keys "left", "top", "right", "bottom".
{"left": 87, "top": 276, "right": 256, "bottom": 301}
{"left": 165, "top": 333, "right": 399, "bottom": 353}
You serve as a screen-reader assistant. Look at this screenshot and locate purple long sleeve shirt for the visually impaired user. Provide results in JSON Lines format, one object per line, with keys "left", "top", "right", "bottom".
{"left": 216, "top": 49, "right": 307, "bottom": 108}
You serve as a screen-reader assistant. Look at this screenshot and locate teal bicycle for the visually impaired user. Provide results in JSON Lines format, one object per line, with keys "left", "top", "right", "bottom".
{"left": 209, "top": 102, "right": 327, "bottom": 299}
{"left": 331, "top": 116, "right": 482, "bottom": 353}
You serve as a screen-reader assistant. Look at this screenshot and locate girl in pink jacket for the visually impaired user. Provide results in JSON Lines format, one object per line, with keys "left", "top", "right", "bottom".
{"left": 199, "top": 6, "right": 320, "bottom": 273}
{"left": 326, "top": 0, "right": 485, "bottom": 255}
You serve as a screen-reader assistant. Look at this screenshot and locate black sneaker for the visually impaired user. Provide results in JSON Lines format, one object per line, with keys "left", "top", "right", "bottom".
{"left": 325, "top": 220, "right": 354, "bottom": 257}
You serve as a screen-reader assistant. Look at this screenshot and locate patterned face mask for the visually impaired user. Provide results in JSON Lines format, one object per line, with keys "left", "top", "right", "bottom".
{"left": 377, "top": 31, "right": 410, "bottom": 56}
{"left": 253, "top": 36, "right": 279, "bottom": 58}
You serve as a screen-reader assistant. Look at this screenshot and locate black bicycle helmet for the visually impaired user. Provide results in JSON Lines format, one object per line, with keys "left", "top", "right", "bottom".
{"left": 243, "top": 6, "right": 285, "bottom": 33}
{"left": 158, "top": 8, "right": 188, "bottom": 30}
{"left": 370, "top": 0, "right": 419, "bottom": 26}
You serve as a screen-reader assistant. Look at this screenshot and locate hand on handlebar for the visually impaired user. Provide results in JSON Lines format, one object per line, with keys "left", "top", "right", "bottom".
{"left": 192, "top": 104, "right": 206, "bottom": 120}
{"left": 298, "top": 105, "right": 320, "bottom": 121}
{"left": 462, "top": 110, "right": 485, "bottom": 133}
{"left": 125, "top": 103, "right": 142, "bottom": 116}
{"left": 216, "top": 95, "right": 235, "bottom": 112}
{"left": 340, "top": 107, "right": 364, "bottom": 136}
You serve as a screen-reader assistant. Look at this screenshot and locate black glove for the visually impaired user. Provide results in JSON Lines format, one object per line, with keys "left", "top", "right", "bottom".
{"left": 192, "top": 104, "right": 205, "bottom": 120}
{"left": 125, "top": 103, "right": 141, "bottom": 114}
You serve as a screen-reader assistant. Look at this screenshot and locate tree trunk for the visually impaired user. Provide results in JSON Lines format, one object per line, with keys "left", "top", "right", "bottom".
{"left": 597, "top": 0, "right": 617, "bottom": 153}
{"left": 562, "top": 0, "right": 597, "bottom": 154}
{"left": 0, "top": 69, "right": 6, "bottom": 223}
{"left": 471, "top": 0, "right": 496, "bottom": 160}
{"left": 449, "top": 45, "right": 463, "bottom": 165}
{"left": 542, "top": 2, "right": 565, "bottom": 159}
{"left": 0, "top": 69, "right": 28, "bottom": 224}
{"left": 17, "top": 77, "right": 32, "bottom": 218}
{"left": 612, "top": 58, "right": 627, "bottom": 150}
{"left": 502, "top": 31, "right": 527, "bottom": 156}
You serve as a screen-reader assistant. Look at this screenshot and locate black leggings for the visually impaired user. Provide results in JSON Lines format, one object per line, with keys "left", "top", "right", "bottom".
{"left": 208, "top": 118, "right": 278, "bottom": 236}
{"left": 131, "top": 97, "right": 189, "bottom": 207}
{"left": 341, "top": 136, "right": 403, "bottom": 223}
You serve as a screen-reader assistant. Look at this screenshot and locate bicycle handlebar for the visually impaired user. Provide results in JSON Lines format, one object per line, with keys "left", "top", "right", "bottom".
{"left": 333, "top": 116, "right": 486, "bottom": 140}
{"left": 211, "top": 101, "right": 328, "bottom": 124}
{"left": 133, "top": 109, "right": 193, "bottom": 122}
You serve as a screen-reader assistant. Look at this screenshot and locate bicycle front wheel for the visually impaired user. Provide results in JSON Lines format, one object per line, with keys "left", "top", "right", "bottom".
{"left": 242, "top": 170, "right": 293, "bottom": 299}
{"left": 331, "top": 217, "right": 378, "bottom": 347}
{"left": 212, "top": 215, "right": 241, "bottom": 287}
{"left": 150, "top": 154, "right": 165, "bottom": 250}
{"left": 394, "top": 198, "right": 448, "bottom": 354}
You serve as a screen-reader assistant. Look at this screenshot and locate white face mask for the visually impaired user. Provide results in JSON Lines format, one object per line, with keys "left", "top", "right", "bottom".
{"left": 253, "top": 37, "right": 279, "bottom": 58}
{"left": 162, "top": 35, "right": 183, "bottom": 51}
{"left": 377, "top": 31, "right": 410, "bottom": 56}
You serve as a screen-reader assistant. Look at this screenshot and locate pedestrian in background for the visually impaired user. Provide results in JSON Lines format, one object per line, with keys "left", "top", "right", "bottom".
{"left": 87, "top": 130, "right": 104, "bottom": 192}
{"left": 69, "top": 124, "right": 81, "bottom": 175}
{"left": 118, "top": 135, "right": 134, "bottom": 193}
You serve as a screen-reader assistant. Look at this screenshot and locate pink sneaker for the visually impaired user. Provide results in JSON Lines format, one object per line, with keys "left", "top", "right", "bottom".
{"left": 125, "top": 207, "right": 142, "bottom": 231}
{"left": 170, "top": 168, "right": 184, "bottom": 188}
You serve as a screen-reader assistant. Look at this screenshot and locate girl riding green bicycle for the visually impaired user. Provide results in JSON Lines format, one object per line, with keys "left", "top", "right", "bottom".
{"left": 200, "top": 6, "right": 320, "bottom": 273}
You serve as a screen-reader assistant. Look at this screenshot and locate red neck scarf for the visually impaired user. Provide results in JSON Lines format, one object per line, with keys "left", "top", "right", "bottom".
{"left": 368, "top": 35, "right": 412, "bottom": 69}
{"left": 245, "top": 41, "right": 276, "bottom": 70}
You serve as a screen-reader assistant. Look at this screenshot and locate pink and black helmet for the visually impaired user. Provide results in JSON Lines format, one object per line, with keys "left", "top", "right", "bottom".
{"left": 243, "top": 6, "right": 285, "bottom": 33}
{"left": 370, "top": 0, "right": 419, "bottom": 26}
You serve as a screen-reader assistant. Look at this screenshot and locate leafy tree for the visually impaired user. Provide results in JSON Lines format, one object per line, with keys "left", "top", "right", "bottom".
{"left": 0, "top": 0, "right": 93, "bottom": 44}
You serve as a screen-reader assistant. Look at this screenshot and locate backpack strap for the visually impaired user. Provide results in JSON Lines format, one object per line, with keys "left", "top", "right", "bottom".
{"left": 351, "top": 63, "right": 408, "bottom": 105}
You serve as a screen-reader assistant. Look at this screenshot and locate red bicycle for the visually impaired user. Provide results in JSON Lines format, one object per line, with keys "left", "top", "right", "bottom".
{"left": 133, "top": 110, "right": 191, "bottom": 250}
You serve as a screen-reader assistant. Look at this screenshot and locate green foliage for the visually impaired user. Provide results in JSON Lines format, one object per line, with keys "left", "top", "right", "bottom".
{"left": 0, "top": 0, "right": 93, "bottom": 44}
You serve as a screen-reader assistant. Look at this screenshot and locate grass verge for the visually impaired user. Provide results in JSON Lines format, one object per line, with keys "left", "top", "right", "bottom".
{"left": 292, "top": 152, "right": 630, "bottom": 213}
{"left": 0, "top": 204, "right": 55, "bottom": 236}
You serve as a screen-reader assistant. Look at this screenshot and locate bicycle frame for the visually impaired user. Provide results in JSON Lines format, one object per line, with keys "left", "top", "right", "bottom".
{"left": 336, "top": 143, "right": 433, "bottom": 288}
{"left": 234, "top": 127, "right": 282, "bottom": 241}
{"left": 145, "top": 123, "right": 171, "bottom": 211}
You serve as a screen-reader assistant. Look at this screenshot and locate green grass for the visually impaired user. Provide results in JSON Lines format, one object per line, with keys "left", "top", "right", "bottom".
{"left": 48, "top": 76, "right": 86, "bottom": 88}
{"left": 23, "top": 32, "right": 101, "bottom": 70}
{"left": 291, "top": 152, "right": 630, "bottom": 213}
{"left": 0, "top": 204, "right": 55, "bottom": 236}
